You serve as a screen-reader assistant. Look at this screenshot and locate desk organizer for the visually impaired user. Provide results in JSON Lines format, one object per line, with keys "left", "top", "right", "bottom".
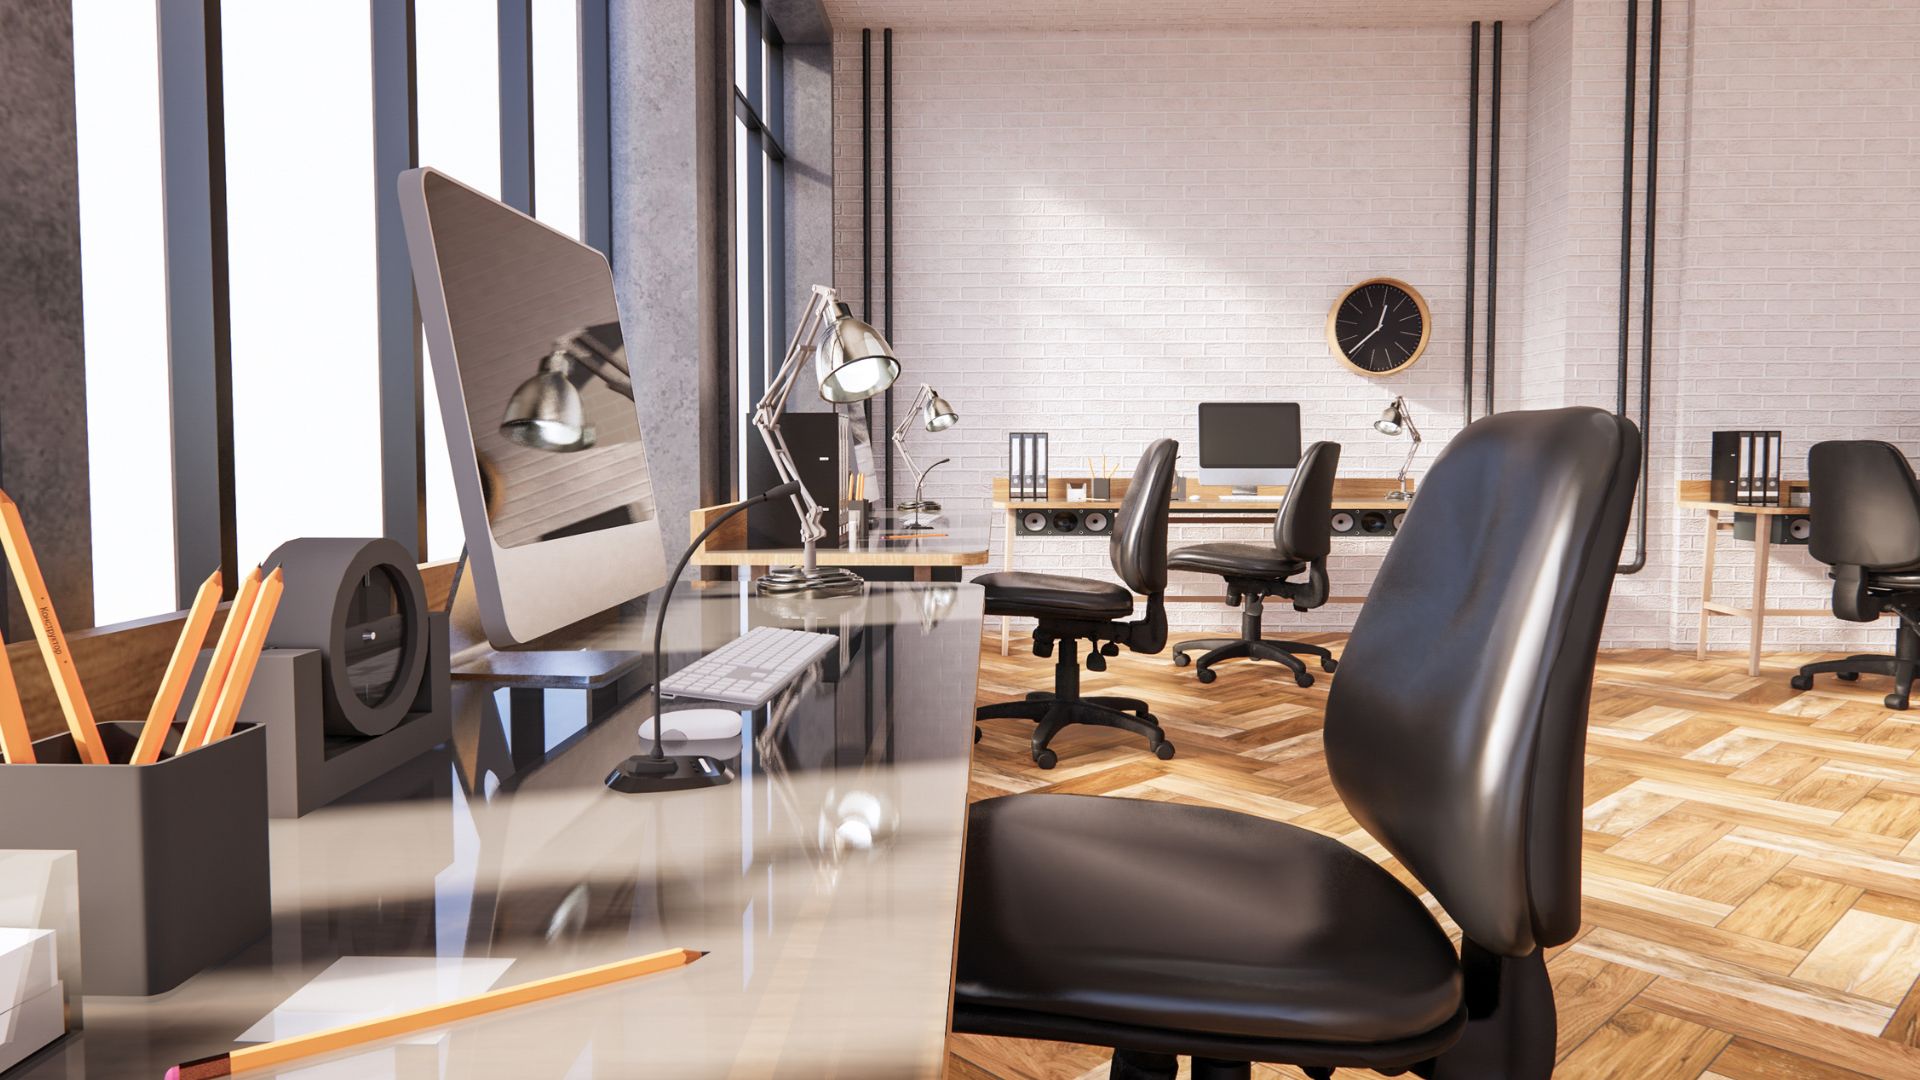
{"left": 0, "top": 723, "right": 269, "bottom": 996}
{"left": 240, "top": 611, "right": 451, "bottom": 818}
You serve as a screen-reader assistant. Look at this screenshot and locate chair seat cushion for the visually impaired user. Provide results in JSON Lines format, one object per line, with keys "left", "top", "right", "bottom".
{"left": 1168, "top": 542, "right": 1305, "bottom": 580}
{"left": 956, "top": 794, "right": 1464, "bottom": 1046}
{"left": 1871, "top": 570, "right": 1920, "bottom": 590}
{"left": 977, "top": 571, "right": 1134, "bottom": 620}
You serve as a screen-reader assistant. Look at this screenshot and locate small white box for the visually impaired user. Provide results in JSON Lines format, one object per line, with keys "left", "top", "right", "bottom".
{"left": 0, "top": 979, "right": 65, "bottom": 1073}
{"left": 0, "top": 929, "right": 56, "bottom": 1014}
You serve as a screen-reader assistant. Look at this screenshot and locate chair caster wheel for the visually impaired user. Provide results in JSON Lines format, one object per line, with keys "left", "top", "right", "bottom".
{"left": 974, "top": 726, "right": 982, "bottom": 743}
{"left": 1303, "top": 1069, "right": 1333, "bottom": 1080}
{"left": 1087, "top": 653, "right": 1107, "bottom": 672}
{"left": 1321, "top": 657, "right": 1338, "bottom": 673}
{"left": 1294, "top": 671, "right": 1314, "bottom": 688}
{"left": 1888, "top": 694, "right": 1911, "bottom": 711}
{"left": 1033, "top": 748, "right": 1057, "bottom": 769}
{"left": 1101, "top": 642, "right": 1120, "bottom": 657}
{"left": 1838, "top": 671, "right": 1861, "bottom": 681}
{"left": 1196, "top": 667, "right": 1216, "bottom": 684}
{"left": 1790, "top": 674, "right": 1813, "bottom": 691}
{"left": 1153, "top": 740, "right": 1175, "bottom": 761}
{"left": 1172, "top": 652, "right": 1191, "bottom": 667}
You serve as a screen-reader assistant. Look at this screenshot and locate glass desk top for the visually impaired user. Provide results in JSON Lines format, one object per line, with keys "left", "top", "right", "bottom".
{"left": 23, "top": 583, "right": 983, "bottom": 1079}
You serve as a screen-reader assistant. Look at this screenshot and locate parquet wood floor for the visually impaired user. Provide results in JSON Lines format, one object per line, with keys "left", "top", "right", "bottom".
{"left": 950, "top": 634, "right": 1920, "bottom": 1079}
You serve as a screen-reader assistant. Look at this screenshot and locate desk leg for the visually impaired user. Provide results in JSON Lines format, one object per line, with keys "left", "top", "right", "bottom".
{"left": 1749, "top": 522, "right": 1771, "bottom": 677}
{"left": 1697, "top": 510, "right": 1718, "bottom": 661}
{"left": 1001, "top": 509, "right": 1016, "bottom": 656}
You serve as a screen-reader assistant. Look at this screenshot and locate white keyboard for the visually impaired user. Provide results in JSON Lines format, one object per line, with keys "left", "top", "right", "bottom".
{"left": 658, "top": 626, "right": 839, "bottom": 707}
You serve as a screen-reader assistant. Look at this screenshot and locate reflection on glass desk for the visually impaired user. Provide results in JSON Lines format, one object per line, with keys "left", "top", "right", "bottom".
{"left": 22, "top": 583, "right": 983, "bottom": 1079}
{"left": 688, "top": 509, "right": 994, "bottom": 574}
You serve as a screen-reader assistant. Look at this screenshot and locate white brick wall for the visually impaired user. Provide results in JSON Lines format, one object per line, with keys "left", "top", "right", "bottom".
{"left": 832, "top": 26, "right": 1530, "bottom": 635}
{"left": 829, "top": 3, "right": 1920, "bottom": 651}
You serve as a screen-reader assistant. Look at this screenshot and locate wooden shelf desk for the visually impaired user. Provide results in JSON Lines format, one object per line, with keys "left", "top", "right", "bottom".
{"left": 1679, "top": 479, "right": 1823, "bottom": 676}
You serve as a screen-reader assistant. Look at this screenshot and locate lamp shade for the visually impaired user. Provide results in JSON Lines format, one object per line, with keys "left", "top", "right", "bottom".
{"left": 502, "top": 351, "right": 596, "bottom": 451}
{"left": 1373, "top": 399, "right": 1406, "bottom": 437}
{"left": 924, "top": 392, "right": 958, "bottom": 431}
{"left": 816, "top": 303, "right": 901, "bottom": 404}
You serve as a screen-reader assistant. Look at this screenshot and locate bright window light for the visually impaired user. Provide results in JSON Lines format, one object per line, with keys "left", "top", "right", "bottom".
{"left": 532, "top": 0, "right": 583, "bottom": 239}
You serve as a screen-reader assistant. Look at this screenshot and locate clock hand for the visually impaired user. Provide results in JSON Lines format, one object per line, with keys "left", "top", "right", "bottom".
{"left": 1352, "top": 324, "right": 1383, "bottom": 351}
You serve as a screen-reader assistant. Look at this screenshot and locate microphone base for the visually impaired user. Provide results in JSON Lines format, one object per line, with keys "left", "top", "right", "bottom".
{"left": 605, "top": 754, "right": 732, "bottom": 793}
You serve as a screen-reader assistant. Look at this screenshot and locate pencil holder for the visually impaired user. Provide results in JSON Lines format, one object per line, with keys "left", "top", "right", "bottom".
{"left": 0, "top": 723, "right": 269, "bottom": 996}
{"left": 1090, "top": 478, "right": 1112, "bottom": 500}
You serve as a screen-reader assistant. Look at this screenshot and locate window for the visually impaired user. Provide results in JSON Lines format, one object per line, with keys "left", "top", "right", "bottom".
{"left": 733, "top": 0, "right": 786, "bottom": 496}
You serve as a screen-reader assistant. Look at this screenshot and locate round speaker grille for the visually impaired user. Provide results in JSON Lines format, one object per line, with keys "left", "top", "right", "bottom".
{"left": 1330, "top": 512, "right": 1355, "bottom": 534}
{"left": 1052, "top": 512, "right": 1079, "bottom": 533}
{"left": 1021, "top": 511, "right": 1050, "bottom": 534}
{"left": 1788, "top": 517, "right": 1812, "bottom": 541}
{"left": 1082, "top": 511, "right": 1111, "bottom": 534}
{"left": 264, "top": 538, "right": 430, "bottom": 738}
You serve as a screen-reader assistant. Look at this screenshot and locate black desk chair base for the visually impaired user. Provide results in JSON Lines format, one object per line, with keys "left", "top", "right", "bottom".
{"left": 1172, "top": 600, "right": 1336, "bottom": 687}
{"left": 1790, "top": 610, "right": 1919, "bottom": 709}
{"left": 976, "top": 635, "right": 1174, "bottom": 769}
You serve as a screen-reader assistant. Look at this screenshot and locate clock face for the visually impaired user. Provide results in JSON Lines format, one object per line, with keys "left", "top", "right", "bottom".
{"left": 1329, "top": 279, "right": 1429, "bottom": 376}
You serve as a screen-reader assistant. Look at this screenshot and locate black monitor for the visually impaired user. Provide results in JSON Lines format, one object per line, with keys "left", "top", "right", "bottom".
{"left": 1197, "top": 402, "right": 1302, "bottom": 495}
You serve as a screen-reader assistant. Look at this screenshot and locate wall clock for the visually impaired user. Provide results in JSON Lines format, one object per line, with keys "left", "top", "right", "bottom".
{"left": 1327, "top": 278, "right": 1431, "bottom": 377}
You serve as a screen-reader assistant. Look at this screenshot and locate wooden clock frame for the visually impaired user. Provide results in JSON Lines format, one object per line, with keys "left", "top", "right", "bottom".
{"left": 1326, "top": 277, "right": 1433, "bottom": 378}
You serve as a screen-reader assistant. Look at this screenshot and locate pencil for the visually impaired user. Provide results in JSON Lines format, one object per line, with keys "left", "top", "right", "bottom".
{"left": 131, "top": 570, "right": 223, "bottom": 765}
{"left": 165, "top": 947, "right": 705, "bottom": 1078}
{"left": 194, "top": 568, "right": 283, "bottom": 750}
{"left": 0, "top": 633, "right": 32, "bottom": 764}
{"left": 0, "top": 490, "right": 105, "bottom": 764}
{"left": 178, "top": 567, "right": 262, "bottom": 752}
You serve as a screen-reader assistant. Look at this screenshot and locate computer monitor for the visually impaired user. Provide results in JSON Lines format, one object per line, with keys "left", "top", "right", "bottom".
{"left": 1197, "top": 402, "right": 1302, "bottom": 495}
{"left": 398, "top": 168, "right": 666, "bottom": 647}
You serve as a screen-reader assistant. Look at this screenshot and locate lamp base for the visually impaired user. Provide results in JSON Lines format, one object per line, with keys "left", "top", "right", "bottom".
{"left": 755, "top": 565, "right": 867, "bottom": 598}
{"left": 1385, "top": 489, "right": 1415, "bottom": 502}
{"left": 639, "top": 708, "right": 744, "bottom": 742}
{"left": 605, "top": 753, "right": 732, "bottom": 793}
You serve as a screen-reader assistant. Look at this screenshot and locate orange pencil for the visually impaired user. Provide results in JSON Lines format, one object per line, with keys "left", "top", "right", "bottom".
{"left": 131, "top": 570, "right": 224, "bottom": 765}
{"left": 179, "top": 567, "right": 262, "bottom": 752}
{"left": 0, "top": 634, "right": 32, "bottom": 763}
{"left": 194, "top": 567, "right": 283, "bottom": 750}
{"left": 0, "top": 490, "right": 105, "bottom": 764}
{"left": 166, "top": 947, "right": 704, "bottom": 1078}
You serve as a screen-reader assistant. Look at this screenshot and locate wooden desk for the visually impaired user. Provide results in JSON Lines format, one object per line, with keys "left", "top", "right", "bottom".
{"left": 1678, "top": 479, "right": 1822, "bottom": 676}
{"left": 689, "top": 505, "right": 992, "bottom": 581}
{"left": 991, "top": 477, "right": 1409, "bottom": 655}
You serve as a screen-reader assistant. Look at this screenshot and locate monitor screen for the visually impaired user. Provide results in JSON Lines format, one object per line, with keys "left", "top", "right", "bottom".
{"left": 1198, "top": 402, "right": 1302, "bottom": 468}
{"left": 419, "top": 172, "right": 655, "bottom": 548}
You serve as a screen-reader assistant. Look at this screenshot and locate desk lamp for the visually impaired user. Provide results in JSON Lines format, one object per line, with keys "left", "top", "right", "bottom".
{"left": 1373, "top": 395, "right": 1421, "bottom": 501}
{"left": 501, "top": 324, "right": 632, "bottom": 452}
{"left": 892, "top": 384, "right": 959, "bottom": 529}
{"left": 754, "top": 285, "right": 902, "bottom": 598}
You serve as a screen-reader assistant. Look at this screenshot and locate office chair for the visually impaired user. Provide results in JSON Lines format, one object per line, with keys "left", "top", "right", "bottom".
{"left": 974, "top": 439, "right": 1178, "bottom": 769}
{"left": 954, "top": 408, "right": 1640, "bottom": 1080}
{"left": 1167, "top": 441, "right": 1341, "bottom": 687}
{"left": 1790, "top": 441, "right": 1920, "bottom": 710}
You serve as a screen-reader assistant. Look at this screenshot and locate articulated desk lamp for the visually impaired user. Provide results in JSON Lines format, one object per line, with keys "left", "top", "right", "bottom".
{"left": 1373, "top": 395, "right": 1422, "bottom": 501}
{"left": 501, "top": 323, "right": 631, "bottom": 451}
{"left": 892, "top": 384, "right": 959, "bottom": 529}
{"left": 754, "top": 284, "right": 902, "bottom": 598}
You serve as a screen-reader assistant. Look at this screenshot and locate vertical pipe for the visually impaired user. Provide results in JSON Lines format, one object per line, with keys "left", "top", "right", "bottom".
{"left": 861, "top": 29, "right": 871, "bottom": 323}
{"left": 1617, "top": 0, "right": 1639, "bottom": 418}
{"left": 1463, "top": 23, "right": 1481, "bottom": 425}
{"left": 884, "top": 28, "right": 895, "bottom": 508}
{"left": 498, "top": 0, "right": 533, "bottom": 214}
{"left": 1483, "top": 22, "right": 1502, "bottom": 418}
{"left": 372, "top": 0, "right": 423, "bottom": 559}
{"left": 1621, "top": 0, "right": 1662, "bottom": 575}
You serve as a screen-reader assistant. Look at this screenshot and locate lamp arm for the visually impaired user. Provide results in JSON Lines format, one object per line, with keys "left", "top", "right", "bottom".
{"left": 752, "top": 286, "right": 838, "bottom": 559}
{"left": 565, "top": 345, "right": 634, "bottom": 399}
{"left": 890, "top": 383, "right": 935, "bottom": 444}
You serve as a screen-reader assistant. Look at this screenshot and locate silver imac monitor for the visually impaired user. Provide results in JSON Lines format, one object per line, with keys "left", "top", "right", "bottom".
{"left": 398, "top": 167, "right": 666, "bottom": 647}
{"left": 1197, "top": 402, "right": 1302, "bottom": 496}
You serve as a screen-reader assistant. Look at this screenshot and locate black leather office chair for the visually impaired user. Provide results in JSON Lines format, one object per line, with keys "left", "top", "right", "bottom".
{"left": 954, "top": 408, "right": 1639, "bottom": 1080}
{"left": 974, "top": 439, "right": 1178, "bottom": 769}
{"left": 1790, "top": 440, "right": 1920, "bottom": 710}
{"left": 1167, "top": 441, "right": 1340, "bottom": 687}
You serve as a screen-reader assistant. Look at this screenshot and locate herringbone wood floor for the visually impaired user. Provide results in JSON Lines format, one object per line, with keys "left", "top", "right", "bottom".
{"left": 950, "top": 634, "right": 1920, "bottom": 1080}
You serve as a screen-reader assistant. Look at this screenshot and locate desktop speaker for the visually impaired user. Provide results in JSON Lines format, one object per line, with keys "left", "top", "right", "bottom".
{"left": 1019, "top": 508, "right": 1113, "bottom": 536}
{"left": 1733, "top": 512, "right": 1812, "bottom": 547}
{"left": 1081, "top": 510, "right": 1112, "bottom": 535}
{"left": 263, "top": 538, "right": 431, "bottom": 738}
{"left": 1019, "top": 510, "right": 1052, "bottom": 535}
{"left": 1330, "top": 509, "right": 1403, "bottom": 537}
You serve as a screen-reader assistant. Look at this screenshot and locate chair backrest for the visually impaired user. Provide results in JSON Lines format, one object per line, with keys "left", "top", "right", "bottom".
{"left": 1109, "top": 439, "right": 1179, "bottom": 596}
{"left": 1808, "top": 441, "right": 1920, "bottom": 573}
{"left": 1323, "top": 408, "right": 1638, "bottom": 958}
{"left": 1273, "top": 441, "right": 1340, "bottom": 562}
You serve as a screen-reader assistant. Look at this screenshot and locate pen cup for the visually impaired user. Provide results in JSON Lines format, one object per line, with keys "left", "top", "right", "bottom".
{"left": 1090, "top": 478, "right": 1112, "bottom": 501}
{"left": 842, "top": 499, "right": 871, "bottom": 544}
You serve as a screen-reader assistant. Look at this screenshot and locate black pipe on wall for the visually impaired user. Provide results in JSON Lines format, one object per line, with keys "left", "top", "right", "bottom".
{"left": 1619, "top": 0, "right": 1661, "bottom": 574}
{"left": 1616, "top": 0, "right": 1639, "bottom": 421}
{"left": 861, "top": 29, "right": 871, "bottom": 321}
{"left": 1484, "top": 21, "right": 1502, "bottom": 419}
{"left": 883, "top": 28, "right": 894, "bottom": 507}
{"left": 1463, "top": 22, "right": 1480, "bottom": 426}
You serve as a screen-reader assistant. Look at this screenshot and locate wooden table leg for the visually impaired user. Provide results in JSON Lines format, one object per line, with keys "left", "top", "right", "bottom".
{"left": 1749, "top": 520, "right": 1771, "bottom": 677}
{"left": 1001, "top": 509, "right": 1016, "bottom": 656}
{"left": 1697, "top": 510, "right": 1718, "bottom": 661}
